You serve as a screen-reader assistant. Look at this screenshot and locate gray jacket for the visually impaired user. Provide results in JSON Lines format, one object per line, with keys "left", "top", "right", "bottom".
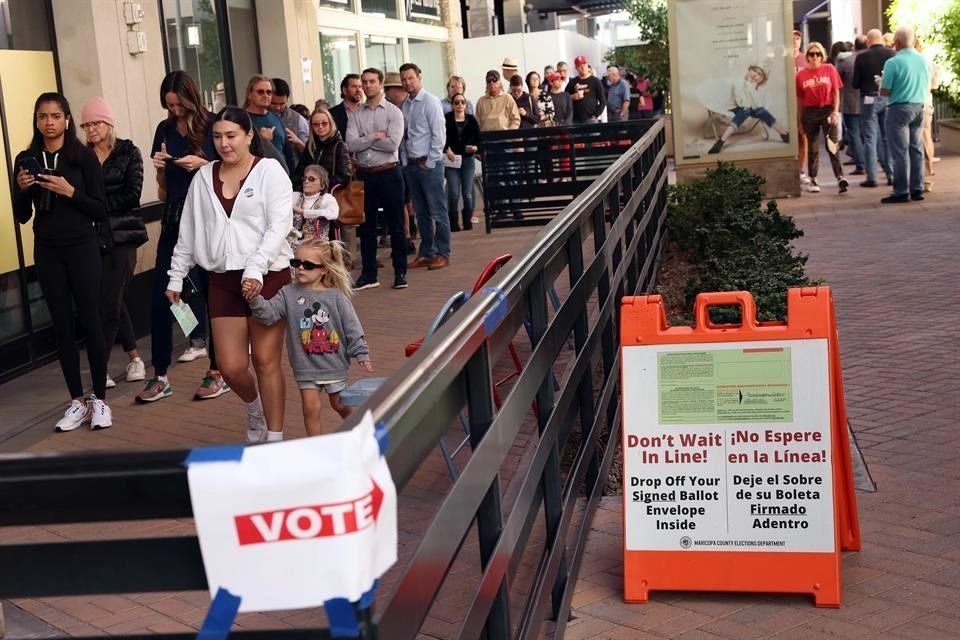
{"left": 837, "top": 53, "right": 860, "bottom": 115}
{"left": 250, "top": 284, "right": 369, "bottom": 383}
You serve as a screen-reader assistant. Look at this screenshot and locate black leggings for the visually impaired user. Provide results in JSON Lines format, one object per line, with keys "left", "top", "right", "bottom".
{"left": 101, "top": 245, "right": 138, "bottom": 361}
{"left": 36, "top": 238, "right": 108, "bottom": 399}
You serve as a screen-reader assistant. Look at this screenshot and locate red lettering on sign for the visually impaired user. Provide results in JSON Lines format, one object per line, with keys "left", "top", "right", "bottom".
{"left": 234, "top": 477, "right": 384, "bottom": 545}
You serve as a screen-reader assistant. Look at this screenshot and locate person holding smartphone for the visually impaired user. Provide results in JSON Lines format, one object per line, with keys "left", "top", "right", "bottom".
{"left": 13, "top": 92, "right": 111, "bottom": 432}
{"left": 140, "top": 71, "right": 230, "bottom": 404}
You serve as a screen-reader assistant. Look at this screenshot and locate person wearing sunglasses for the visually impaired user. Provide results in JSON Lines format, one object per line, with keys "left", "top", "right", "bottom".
{"left": 444, "top": 93, "right": 481, "bottom": 231}
{"left": 796, "top": 42, "right": 848, "bottom": 194}
{"left": 475, "top": 69, "right": 521, "bottom": 132}
{"left": 244, "top": 75, "right": 291, "bottom": 169}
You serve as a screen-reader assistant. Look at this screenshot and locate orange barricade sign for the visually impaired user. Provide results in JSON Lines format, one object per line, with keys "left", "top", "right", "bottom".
{"left": 620, "top": 288, "right": 860, "bottom": 607}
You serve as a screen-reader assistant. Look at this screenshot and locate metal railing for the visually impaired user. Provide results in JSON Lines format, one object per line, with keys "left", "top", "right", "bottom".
{"left": 0, "top": 119, "right": 669, "bottom": 639}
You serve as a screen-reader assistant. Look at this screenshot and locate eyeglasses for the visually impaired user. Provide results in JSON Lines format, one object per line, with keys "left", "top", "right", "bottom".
{"left": 312, "top": 121, "right": 330, "bottom": 127}
{"left": 807, "top": 51, "right": 823, "bottom": 57}
{"left": 453, "top": 100, "right": 466, "bottom": 105}
{"left": 304, "top": 175, "right": 320, "bottom": 182}
{"left": 255, "top": 89, "right": 273, "bottom": 95}
{"left": 80, "top": 121, "right": 106, "bottom": 130}
{"left": 290, "top": 258, "right": 322, "bottom": 270}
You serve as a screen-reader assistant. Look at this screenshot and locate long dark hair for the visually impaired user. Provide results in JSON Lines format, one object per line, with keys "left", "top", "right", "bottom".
{"left": 28, "top": 92, "right": 84, "bottom": 163}
{"left": 213, "top": 106, "right": 265, "bottom": 158}
{"left": 160, "top": 70, "right": 209, "bottom": 157}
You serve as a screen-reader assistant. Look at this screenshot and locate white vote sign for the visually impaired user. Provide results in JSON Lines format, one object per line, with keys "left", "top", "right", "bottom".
{"left": 187, "top": 412, "right": 397, "bottom": 611}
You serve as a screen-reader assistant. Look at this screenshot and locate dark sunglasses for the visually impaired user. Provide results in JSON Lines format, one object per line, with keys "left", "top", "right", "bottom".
{"left": 290, "top": 258, "right": 322, "bottom": 270}
{"left": 255, "top": 88, "right": 273, "bottom": 95}
{"left": 807, "top": 51, "right": 823, "bottom": 57}
{"left": 453, "top": 100, "right": 466, "bottom": 105}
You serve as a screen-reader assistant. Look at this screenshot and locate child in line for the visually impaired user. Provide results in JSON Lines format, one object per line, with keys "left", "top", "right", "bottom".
{"left": 709, "top": 64, "right": 790, "bottom": 154}
{"left": 249, "top": 239, "right": 373, "bottom": 438}
{"left": 288, "top": 165, "right": 338, "bottom": 251}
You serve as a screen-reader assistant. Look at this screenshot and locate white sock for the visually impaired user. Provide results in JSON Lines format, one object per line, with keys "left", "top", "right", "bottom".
{"left": 266, "top": 430, "right": 283, "bottom": 442}
{"left": 158, "top": 375, "right": 168, "bottom": 382}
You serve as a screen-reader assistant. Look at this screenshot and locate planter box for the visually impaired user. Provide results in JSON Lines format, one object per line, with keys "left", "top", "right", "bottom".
{"left": 939, "top": 118, "right": 960, "bottom": 154}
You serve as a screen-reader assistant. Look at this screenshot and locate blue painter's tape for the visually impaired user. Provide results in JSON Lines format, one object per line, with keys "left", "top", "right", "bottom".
{"left": 358, "top": 579, "right": 378, "bottom": 609}
{"left": 324, "top": 597, "right": 360, "bottom": 638}
{"left": 184, "top": 446, "right": 245, "bottom": 466}
{"left": 481, "top": 286, "right": 508, "bottom": 337}
{"left": 196, "top": 587, "right": 241, "bottom": 640}
{"left": 374, "top": 422, "right": 389, "bottom": 456}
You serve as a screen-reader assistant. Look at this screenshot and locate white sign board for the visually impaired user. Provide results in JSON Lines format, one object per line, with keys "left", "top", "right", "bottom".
{"left": 622, "top": 340, "right": 834, "bottom": 553}
{"left": 187, "top": 412, "right": 397, "bottom": 611}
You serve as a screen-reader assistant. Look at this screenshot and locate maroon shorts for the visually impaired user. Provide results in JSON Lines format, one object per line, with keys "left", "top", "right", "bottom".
{"left": 208, "top": 269, "right": 290, "bottom": 318}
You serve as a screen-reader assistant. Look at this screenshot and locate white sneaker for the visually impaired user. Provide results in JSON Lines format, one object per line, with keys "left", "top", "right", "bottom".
{"left": 178, "top": 346, "right": 208, "bottom": 363}
{"left": 105, "top": 375, "right": 117, "bottom": 389}
{"left": 246, "top": 398, "right": 267, "bottom": 443}
{"left": 126, "top": 357, "right": 146, "bottom": 382}
{"left": 87, "top": 395, "right": 112, "bottom": 430}
{"left": 55, "top": 399, "right": 90, "bottom": 432}
{"left": 800, "top": 172, "right": 811, "bottom": 184}
{"left": 808, "top": 181, "right": 821, "bottom": 193}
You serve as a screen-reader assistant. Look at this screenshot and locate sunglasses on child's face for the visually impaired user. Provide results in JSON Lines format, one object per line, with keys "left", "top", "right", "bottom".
{"left": 290, "top": 258, "right": 322, "bottom": 270}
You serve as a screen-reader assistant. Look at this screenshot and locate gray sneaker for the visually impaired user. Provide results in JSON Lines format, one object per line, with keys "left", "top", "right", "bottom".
{"left": 135, "top": 377, "right": 173, "bottom": 403}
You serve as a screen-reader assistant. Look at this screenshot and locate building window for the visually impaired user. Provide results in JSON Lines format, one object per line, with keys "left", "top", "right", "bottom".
{"left": 364, "top": 34, "right": 402, "bottom": 74}
{"left": 316, "top": 0, "right": 354, "bottom": 12}
{"left": 407, "top": 0, "right": 441, "bottom": 26}
{"left": 408, "top": 38, "right": 447, "bottom": 98}
{"left": 160, "top": 0, "right": 227, "bottom": 111}
{"left": 226, "top": 0, "right": 259, "bottom": 98}
{"left": 0, "top": 0, "right": 52, "bottom": 50}
{"left": 320, "top": 30, "right": 359, "bottom": 103}
{"left": 360, "top": 0, "right": 398, "bottom": 20}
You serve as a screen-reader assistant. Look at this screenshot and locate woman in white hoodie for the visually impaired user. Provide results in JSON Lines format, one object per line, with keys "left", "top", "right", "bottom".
{"left": 166, "top": 107, "right": 293, "bottom": 443}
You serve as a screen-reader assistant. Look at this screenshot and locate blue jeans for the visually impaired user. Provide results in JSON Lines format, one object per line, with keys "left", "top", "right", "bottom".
{"left": 445, "top": 155, "right": 476, "bottom": 229}
{"left": 842, "top": 113, "right": 864, "bottom": 170}
{"left": 731, "top": 106, "right": 777, "bottom": 128}
{"left": 406, "top": 163, "right": 450, "bottom": 260}
{"left": 885, "top": 103, "right": 925, "bottom": 197}
{"left": 861, "top": 96, "right": 891, "bottom": 183}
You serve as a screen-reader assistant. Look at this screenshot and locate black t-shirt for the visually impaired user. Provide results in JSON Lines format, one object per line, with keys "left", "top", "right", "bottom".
{"left": 566, "top": 75, "right": 606, "bottom": 123}
{"left": 151, "top": 112, "right": 216, "bottom": 205}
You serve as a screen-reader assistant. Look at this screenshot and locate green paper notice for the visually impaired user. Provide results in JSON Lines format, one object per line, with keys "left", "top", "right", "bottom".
{"left": 658, "top": 349, "right": 793, "bottom": 424}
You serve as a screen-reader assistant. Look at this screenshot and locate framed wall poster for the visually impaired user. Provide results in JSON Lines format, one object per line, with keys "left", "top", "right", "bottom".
{"left": 668, "top": 0, "right": 798, "bottom": 166}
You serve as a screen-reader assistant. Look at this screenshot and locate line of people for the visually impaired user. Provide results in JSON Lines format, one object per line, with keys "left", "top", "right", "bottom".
{"left": 793, "top": 26, "right": 935, "bottom": 201}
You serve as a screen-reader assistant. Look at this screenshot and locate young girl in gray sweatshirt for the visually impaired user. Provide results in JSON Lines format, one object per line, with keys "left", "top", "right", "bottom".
{"left": 249, "top": 239, "right": 373, "bottom": 437}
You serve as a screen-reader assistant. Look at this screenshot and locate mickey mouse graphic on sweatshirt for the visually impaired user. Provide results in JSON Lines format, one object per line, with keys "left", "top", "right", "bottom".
{"left": 249, "top": 284, "right": 369, "bottom": 386}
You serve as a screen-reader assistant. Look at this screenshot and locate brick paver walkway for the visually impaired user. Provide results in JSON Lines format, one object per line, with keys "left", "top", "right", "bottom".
{"left": 564, "top": 153, "right": 960, "bottom": 639}
{"left": 3, "top": 150, "right": 958, "bottom": 639}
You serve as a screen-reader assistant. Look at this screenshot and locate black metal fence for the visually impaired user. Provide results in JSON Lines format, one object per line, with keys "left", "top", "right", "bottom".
{"left": 0, "top": 118, "right": 669, "bottom": 639}
{"left": 479, "top": 120, "right": 655, "bottom": 231}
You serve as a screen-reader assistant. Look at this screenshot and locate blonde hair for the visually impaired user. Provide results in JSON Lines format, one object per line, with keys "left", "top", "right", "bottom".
{"left": 882, "top": 32, "right": 895, "bottom": 48}
{"left": 243, "top": 74, "right": 273, "bottom": 108}
{"left": 747, "top": 65, "right": 768, "bottom": 87}
{"left": 302, "top": 164, "right": 329, "bottom": 192}
{"left": 805, "top": 42, "right": 827, "bottom": 59}
{"left": 307, "top": 107, "right": 338, "bottom": 157}
{"left": 296, "top": 239, "right": 354, "bottom": 297}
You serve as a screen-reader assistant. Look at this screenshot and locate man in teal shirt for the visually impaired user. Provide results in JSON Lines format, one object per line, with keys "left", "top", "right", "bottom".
{"left": 880, "top": 26, "right": 931, "bottom": 203}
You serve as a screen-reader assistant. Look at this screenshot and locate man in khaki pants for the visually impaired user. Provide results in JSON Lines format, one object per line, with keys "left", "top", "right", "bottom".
{"left": 917, "top": 37, "right": 938, "bottom": 192}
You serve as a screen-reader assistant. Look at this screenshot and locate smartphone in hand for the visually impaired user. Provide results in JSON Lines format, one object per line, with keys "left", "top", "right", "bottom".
{"left": 17, "top": 156, "right": 43, "bottom": 179}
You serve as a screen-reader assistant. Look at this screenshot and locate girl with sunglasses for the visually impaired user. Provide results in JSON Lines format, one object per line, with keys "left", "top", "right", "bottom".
{"left": 250, "top": 239, "right": 373, "bottom": 437}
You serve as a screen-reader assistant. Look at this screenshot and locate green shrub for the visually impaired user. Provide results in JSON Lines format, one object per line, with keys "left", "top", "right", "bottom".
{"left": 666, "top": 163, "right": 816, "bottom": 324}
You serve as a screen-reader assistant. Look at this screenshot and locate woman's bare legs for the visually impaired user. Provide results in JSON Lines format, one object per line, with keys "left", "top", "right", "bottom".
{"left": 211, "top": 317, "right": 257, "bottom": 401}
{"left": 248, "top": 316, "right": 286, "bottom": 431}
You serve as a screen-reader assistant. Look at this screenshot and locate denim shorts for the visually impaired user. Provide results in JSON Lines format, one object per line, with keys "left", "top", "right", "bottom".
{"left": 298, "top": 379, "right": 347, "bottom": 393}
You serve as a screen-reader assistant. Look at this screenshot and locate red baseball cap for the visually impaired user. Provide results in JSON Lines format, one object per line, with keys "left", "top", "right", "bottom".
{"left": 547, "top": 71, "right": 563, "bottom": 83}
{"left": 574, "top": 55, "right": 588, "bottom": 67}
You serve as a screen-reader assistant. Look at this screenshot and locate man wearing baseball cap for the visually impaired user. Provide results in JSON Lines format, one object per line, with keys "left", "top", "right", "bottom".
{"left": 566, "top": 55, "right": 606, "bottom": 123}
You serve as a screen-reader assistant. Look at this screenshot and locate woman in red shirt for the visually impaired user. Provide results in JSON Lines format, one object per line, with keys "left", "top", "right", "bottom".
{"left": 795, "top": 42, "right": 848, "bottom": 193}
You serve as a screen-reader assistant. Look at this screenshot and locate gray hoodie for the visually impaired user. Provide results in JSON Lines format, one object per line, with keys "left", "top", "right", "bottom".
{"left": 249, "top": 284, "right": 369, "bottom": 384}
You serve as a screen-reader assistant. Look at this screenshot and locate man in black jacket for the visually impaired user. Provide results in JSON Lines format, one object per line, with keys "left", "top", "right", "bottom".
{"left": 852, "top": 28, "right": 895, "bottom": 187}
{"left": 328, "top": 74, "right": 362, "bottom": 141}
{"left": 566, "top": 55, "right": 606, "bottom": 124}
